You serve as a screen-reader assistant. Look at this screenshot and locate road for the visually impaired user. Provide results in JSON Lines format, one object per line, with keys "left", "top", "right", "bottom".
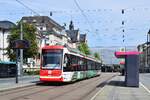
{"left": 140, "top": 73, "right": 150, "bottom": 90}
{"left": 0, "top": 73, "right": 116, "bottom": 100}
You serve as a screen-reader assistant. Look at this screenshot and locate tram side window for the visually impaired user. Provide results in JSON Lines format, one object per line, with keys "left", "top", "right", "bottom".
{"left": 95, "top": 63, "right": 98, "bottom": 70}
{"left": 96, "top": 63, "right": 100, "bottom": 70}
{"left": 63, "top": 54, "right": 79, "bottom": 71}
{"left": 87, "top": 60, "right": 92, "bottom": 70}
{"left": 83, "top": 58, "right": 87, "bottom": 71}
{"left": 92, "top": 61, "right": 97, "bottom": 70}
{"left": 95, "top": 63, "right": 97, "bottom": 70}
{"left": 99, "top": 63, "right": 102, "bottom": 70}
{"left": 77, "top": 57, "right": 81, "bottom": 71}
{"left": 91, "top": 61, "right": 95, "bottom": 70}
{"left": 70, "top": 55, "right": 78, "bottom": 71}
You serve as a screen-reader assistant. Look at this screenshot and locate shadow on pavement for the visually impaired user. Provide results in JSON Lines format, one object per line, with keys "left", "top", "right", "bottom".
{"left": 96, "top": 81, "right": 107, "bottom": 88}
{"left": 36, "top": 82, "right": 70, "bottom": 86}
{"left": 107, "top": 80, "right": 126, "bottom": 87}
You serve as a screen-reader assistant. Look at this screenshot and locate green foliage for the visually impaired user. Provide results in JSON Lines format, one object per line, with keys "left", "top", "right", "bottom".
{"left": 78, "top": 43, "right": 91, "bottom": 55}
{"left": 6, "top": 22, "right": 38, "bottom": 61}
{"left": 24, "top": 70, "right": 40, "bottom": 75}
{"left": 94, "top": 52, "right": 100, "bottom": 60}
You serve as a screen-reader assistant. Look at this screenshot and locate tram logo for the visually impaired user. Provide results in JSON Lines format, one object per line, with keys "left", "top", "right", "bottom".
{"left": 48, "top": 70, "right": 52, "bottom": 74}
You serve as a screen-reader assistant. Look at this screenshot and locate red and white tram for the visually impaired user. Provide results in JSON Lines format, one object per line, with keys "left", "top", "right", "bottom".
{"left": 40, "top": 45, "right": 101, "bottom": 82}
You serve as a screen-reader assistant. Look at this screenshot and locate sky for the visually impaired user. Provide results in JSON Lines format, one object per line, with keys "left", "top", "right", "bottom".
{"left": 0, "top": 0, "right": 150, "bottom": 47}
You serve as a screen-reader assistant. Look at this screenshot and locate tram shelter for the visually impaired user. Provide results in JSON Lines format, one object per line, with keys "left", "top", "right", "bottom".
{"left": 115, "top": 51, "right": 141, "bottom": 87}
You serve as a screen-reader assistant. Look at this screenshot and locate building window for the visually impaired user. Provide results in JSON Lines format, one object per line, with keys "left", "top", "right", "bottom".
{"left": 40, "top": 27, "right": 43, "bottom": 30}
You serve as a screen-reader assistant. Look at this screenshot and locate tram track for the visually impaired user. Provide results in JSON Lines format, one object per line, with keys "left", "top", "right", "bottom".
{"left": 0, "top": 85, "right": 40, "bottom": 96}
{"left": 10, "top": 76, "right": 102, "bottom": 100}
{"left": 48, "top": 74, "right": 116, "bottom": 100}
{"left": 0, "top": 73, "right": 117, "bottom": 100}
{"left": 79, "top": 75, "right": 116, "bottom": 100}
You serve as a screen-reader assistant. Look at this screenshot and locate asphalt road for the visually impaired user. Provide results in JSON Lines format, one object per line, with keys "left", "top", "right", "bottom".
{"left": 140, "top": 73, "right": 150, "bottom": 90}
{"left": 0, "top": 73, "right": 117, "bottom": 100}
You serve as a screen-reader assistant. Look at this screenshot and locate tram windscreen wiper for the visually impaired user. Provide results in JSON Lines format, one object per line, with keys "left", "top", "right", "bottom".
{"left": 43, "top": 64, "right": 61, "bottom": 69}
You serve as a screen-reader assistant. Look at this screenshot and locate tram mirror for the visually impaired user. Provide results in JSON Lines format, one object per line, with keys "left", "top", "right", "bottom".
{"left": 64, "top": 56, "right": 68, "bottom": 63}
{"left": 63, "top": 55, "right": 68, "bottom": 67}
{"left": 63, "top": 63, "right": 67, "bottom": 67}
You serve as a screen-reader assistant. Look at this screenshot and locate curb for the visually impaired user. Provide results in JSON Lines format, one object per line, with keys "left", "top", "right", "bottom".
{"left": 0, "top": 81, "right": 40, "bottom": 92}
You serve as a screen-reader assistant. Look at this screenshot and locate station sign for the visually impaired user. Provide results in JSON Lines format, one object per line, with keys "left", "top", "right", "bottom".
{"left": 10, "top": 40, "right": 30, "bottom": 49}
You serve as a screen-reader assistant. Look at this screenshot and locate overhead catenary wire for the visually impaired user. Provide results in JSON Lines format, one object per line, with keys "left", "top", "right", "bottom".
{"left": 0, "top": 2, "right": 148, "bottom": 44}
{"left": 2, "top": 7, "right": 150, "bottom": 15}
{"left": 15, "top": 0, "right": 40, "bottom": 16}
{"left": 73, "top": 0, "right": 95, "bottom": 34}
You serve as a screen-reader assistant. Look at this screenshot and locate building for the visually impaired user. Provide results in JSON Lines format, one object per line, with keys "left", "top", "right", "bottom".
{"left": 21, "top": 16, "right": 79, "bottom": 67}
{"left": 66, "top": 21, "right": 87, "bottom": 46}
{"left": 21, "top": 16, "right": 78, "bottom": 48}
{"left": 80, "top": 34, "right": 87, "bottom": 43}
{"left": 22, "top": 16, "right": 87, "bottom": 48}
{"left": 137, "top": 42, "right": 150, "bottom": 72}
{"left": 22, "top": 16, "right": 64, "bottom": 34}
{"left": 21, "top": 16, "right": 88, "bottom": 68}
{"left": 0, "top": 16, "right": 88, "bottom": 70}
{"left": 0, "top": 21, "right": 16, "bottom": 61}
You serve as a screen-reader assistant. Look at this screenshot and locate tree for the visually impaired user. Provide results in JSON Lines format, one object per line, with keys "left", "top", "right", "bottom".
{"left": 94, "top": 52, "right": 100, "bottom": 60}
{"left": 78, "top": 43, "right": 91, "bottom": 55}
{"left": 6, "top": 22, "right": 38, "bottom": 61}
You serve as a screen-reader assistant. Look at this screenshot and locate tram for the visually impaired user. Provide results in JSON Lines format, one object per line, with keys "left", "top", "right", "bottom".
{"left": 40, "top": 45, "right": 101, "bottom": 82}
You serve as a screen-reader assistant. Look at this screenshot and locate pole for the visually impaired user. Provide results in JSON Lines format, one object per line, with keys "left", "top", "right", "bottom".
{"left": 146, "top": 29, "right": 150, "bottom": 68}
{"left": 20, "top": 21, "right": 23, "bottom": 76}
{"left": 147, "top": 32, "right": 149, "bottom": 67}
{"left": 147, "top": 34, "right": 148, "bottom": 67}
{"left": 2, "top": 29, "right": 4, "bottom": 61}
{"left": 16, "top": 49, "right": 18, "bottom": 83}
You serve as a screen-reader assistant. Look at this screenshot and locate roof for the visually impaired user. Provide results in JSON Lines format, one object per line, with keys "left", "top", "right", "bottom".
{"left": 115, "top": 51, "right": 142, "bottom": 58}
{"left": 22, "top": 16, "right": 64, "bottom": 31}
{"left": 42, "top": 45, "right": 64, "bottom": 50}
{"left": 66, "top": 30, "right": 79, "bottom": 43}
{"left": 0, "top": 21, "right": 15, "bottom": 30}
{"left": 0, "top": 61, "right": 16, "bottom": 64}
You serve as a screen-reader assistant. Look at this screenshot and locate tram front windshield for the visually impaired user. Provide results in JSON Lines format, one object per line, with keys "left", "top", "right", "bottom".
{"left": 42, "top": 50, "right": 62, "bottom": 69}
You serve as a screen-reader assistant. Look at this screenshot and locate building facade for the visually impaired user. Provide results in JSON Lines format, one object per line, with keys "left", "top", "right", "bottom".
{"left": 21, "top": 16, "right": 79, "bottom": 49}
{"left": 0, "top": 21, "right": 15, "bottom": 61}
{"left": 137, "top": 42, "right": 150, "bottom": 72}
{"left": 21, "top": 16, "right": 87, "bottom": 68}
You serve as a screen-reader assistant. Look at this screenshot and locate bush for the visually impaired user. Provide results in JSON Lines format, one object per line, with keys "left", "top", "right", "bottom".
{"left": 24, "top": 70, "right": 39, "bottom": 75}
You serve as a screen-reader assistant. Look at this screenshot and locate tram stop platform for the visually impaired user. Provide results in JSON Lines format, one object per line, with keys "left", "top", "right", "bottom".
{"left": 92, "top": 75, "right": 150, "bottom": 100}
